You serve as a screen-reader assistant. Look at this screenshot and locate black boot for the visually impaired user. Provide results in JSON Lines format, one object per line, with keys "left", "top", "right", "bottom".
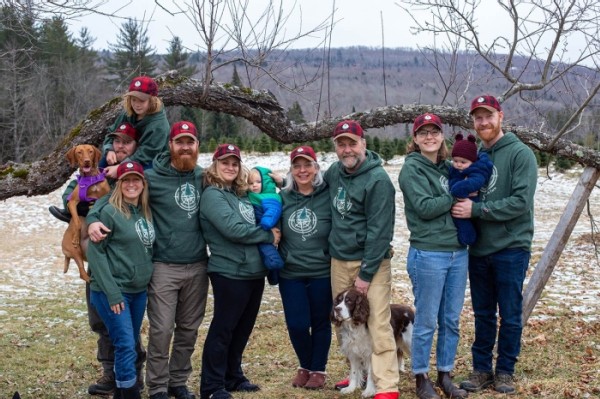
{"left": 48, "top": 206, "right": 71, "bottom": 223}
{"left": 437, "top": 371, "right": 468, "bottom": 398}
{"left": 114, "top": 387, "right": 141, "bottom": 399}
{"left": 416, "top": 373, "right": 441, "bottom": 399}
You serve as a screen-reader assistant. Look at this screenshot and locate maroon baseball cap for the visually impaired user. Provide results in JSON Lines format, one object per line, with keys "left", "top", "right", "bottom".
{"left": 117, "top": 161, "right": 145, "bottom": 179}
{"left": 108, "top": 122, "right": 139, "bottom": 142}
{"left": 413, "top": 113, "right": 443, "bottom": 134}
{"left": 470, "top": 95, "right": 502, "bottom": 114}
{"left": 213, "top": 144, "right": 241, "bottom": 161}
{"left": 169, "top": 121, "right": 198, "bottom": 141}
{"left": 125, "top": 76, "right": 158, "bottom": 100}
{"left": 290, "top": 146, "right": 317, "bottom": 162}
{"left": 333, "top": 120, "right": 364, "bottom": 141}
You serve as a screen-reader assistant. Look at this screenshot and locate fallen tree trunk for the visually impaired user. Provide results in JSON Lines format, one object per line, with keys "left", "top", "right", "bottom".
{"left": 1, "top": 71, "right": 599, "bottom": 200}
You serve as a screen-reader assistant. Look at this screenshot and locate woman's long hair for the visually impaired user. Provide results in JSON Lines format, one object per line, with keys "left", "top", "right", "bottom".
{"left": 203, "top": 160, "right": 250, "bottom": 197}
{"left": 108, "top": 178, "right": 152, "bottom": 221}
{"left": 123, "top": 96, "right": 163, "bottom": 117}
{"left": 406, "top": 136, "right": 449, "bottom": 164}
{"left": 282, "top": 161, "right": 325, "bottom": 192}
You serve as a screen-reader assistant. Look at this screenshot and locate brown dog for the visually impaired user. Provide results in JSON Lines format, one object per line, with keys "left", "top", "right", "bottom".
{"left": 62, "top": 144, "right": 111, "bottom": 282}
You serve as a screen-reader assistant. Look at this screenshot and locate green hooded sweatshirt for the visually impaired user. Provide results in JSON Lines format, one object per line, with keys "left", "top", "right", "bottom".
{"left": 88, "top": 203, "right": 155, "bottom": 306}
{"left": 324, "top": 150, "right": 395, "bottom": 282}
{"left": 278, "top": 182, "right": 332, "bottom": 279}
{"left": 103, "top": 107, "right": 170, "bottom": 168}
{"left": 87, "top": 151, "right": 207, "bottom": 264}
{"left": 398, "top": 152, "right": 463, "bottom": 251}
{"left": 470, "top": 132, "right": 537, "bottom": 257}
{"left": 200, "top": 186, "right": 273, "bottom": 280}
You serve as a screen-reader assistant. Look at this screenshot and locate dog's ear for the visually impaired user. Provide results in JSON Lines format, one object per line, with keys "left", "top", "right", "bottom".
{"left": 353, "top": 293, "right": 370, "bottom": 325}
{"left": 66, "top": 146, "right": 77, "bottom": 167}
{"left": 93, "top": 146, "right": 102, "bottom": 165}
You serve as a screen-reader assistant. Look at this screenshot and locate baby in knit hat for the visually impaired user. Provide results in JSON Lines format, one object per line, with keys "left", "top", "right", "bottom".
{"left": 448, "top": 133, "right": 494, "bottom": 246}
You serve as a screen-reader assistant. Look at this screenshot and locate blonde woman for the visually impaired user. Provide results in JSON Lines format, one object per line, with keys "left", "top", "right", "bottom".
{"left": 88, "top": 161, "right": 155, "bottom": 399}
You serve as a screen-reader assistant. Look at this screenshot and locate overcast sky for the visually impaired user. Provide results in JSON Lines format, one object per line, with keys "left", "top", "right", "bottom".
{"left": 65, "top": 0, "right": 489, "bottom": 53}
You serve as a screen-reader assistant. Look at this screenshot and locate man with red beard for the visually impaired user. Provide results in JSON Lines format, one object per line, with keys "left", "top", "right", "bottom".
{"left": 452, "top": 96, "right": 537, "bottom": 395}
{"left": 88, "top": 121, "right": 208, "bottom": 399}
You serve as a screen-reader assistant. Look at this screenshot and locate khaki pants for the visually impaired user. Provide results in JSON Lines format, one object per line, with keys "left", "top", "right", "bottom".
{"left": 331, "top": 258, "right": 399, "bottom": 394}
{"left": 145, "top": 261, "right": 209, "bottom": 395}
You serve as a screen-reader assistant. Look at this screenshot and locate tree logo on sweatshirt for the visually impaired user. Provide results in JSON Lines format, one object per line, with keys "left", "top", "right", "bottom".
{"left": 480, "top": 165, "right": 498, "bottom": 200}
{"left": 239, "top": 200, "right": 256, "bottom": 224}
{"left": 136, "top": 219, "right": 155, "bottom": 250}
{"left": 288, "top": 207, "right": 318, "bottom": 241}
{"left": 439, "top": 175, "right": 449, "bottom": 193}
{"left": 333, "top": 187, "right": 352, "bottom": 218}
{"left": 174, "top": 182, "right": 200, "bottom": 218}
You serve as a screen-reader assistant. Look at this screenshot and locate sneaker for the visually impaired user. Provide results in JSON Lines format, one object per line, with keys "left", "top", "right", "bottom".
{"left": 49, "top": 206, "right": 72, "bottom": 223}
{"left": 304, "top": 371, "right": 327, "bottom": 390}
{"left": 149, "top": 392, "right": 169, "bottom": 399}
{"left": 334, "top": 378, "right": 350, "bottom": 390}
{"left": 168, "top": 385, "right": 196, "bottom": 399}
{"left": 495, "top": 373, "right": 516, "bottom": 394}
{"left": 88, "top": 373, "right": 116, "bottom": 395}
{"left": 460, "top": 371, "right": 494, "bottom": 392}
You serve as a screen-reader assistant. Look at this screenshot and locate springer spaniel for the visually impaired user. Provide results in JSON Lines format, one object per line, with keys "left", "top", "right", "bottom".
{"left": 331, "top": 288, "right": 414, "bottom": 397}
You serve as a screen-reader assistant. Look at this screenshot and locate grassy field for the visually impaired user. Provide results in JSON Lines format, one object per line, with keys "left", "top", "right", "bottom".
{"left": 1, "top": 159, "right": 599, "bottom": 398}
{"left": 1, "top": 280, "right": 599, "bottom": 399}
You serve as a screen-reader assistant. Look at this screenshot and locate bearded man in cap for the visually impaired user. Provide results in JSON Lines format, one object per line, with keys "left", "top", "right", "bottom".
{"left": 88, "top": 121, "right": 207, "bottom": 399}
{"left": 452, "top": 96, "right": 537, "bottom": 395}
{"left": 325, "top": 120, "right": 399, "bottom": 399}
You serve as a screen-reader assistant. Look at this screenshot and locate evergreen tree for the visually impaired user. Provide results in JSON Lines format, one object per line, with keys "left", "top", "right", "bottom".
{"left": 380, "top": 139, "right": 395, "bottom": 164}
{"left": 286, "top": 101, "right": 306, "bottom": 124}
{"left": 106, "top": 19, "right": 157, "bottom": 84}
{"left": 256, "top": 134, "right": 272, "bottom": 154}
{"left": 372, "top": 136, "right": 381, "bottom": 153}
{"left": 207, "top": 137, "right": 218, "bottom": 153}
{"left": 162, "top": 36, "right": 196, "bottom": 77}
{"left": 231, "top": 63, "right": 242, "bottom": 87}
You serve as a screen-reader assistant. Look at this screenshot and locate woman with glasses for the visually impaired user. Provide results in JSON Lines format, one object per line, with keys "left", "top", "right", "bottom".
{"left": 398, "top": 113, "right": 469, "bottom": 399}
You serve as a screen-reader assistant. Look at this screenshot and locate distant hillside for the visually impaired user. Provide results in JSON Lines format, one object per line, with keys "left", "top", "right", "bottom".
{"left": 195, "top": 46, "right": 593, "bottom": 139}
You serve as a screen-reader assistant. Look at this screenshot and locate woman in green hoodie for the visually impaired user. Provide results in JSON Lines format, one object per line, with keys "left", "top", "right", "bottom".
{"left": 88, "top": 161, "right": 155, "bottom": 399}
{"left": 398, "top": 113, "right": 468, "bottom": 399}
{"left": 199, "top": 144, "right": 281, "bottom": 399}
{"left": 277, "top": 145, "right": 332, "bottom": 390}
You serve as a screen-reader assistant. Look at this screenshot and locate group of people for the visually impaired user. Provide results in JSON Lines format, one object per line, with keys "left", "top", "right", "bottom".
{"left": 49, "top": 74, "right": 537, "bottom": 399}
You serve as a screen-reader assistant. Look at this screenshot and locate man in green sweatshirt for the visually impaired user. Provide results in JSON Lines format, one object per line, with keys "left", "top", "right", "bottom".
{"left": 452, "top": 95, "right": 538, "bottom": 395}
{"left": 325, "top": 120, "right": 399, "bottom": 399}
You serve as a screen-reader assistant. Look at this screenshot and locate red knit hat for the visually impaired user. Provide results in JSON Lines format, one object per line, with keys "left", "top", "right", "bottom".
{"left": 452, "top": 133, "right": 478, "bottom": 162}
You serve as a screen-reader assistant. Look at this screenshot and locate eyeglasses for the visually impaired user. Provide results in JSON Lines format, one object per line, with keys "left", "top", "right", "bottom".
{"left": 416, "top": 129, "right": 442, "bottom": 138}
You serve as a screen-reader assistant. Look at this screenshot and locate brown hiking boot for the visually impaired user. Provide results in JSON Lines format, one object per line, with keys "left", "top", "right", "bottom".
{"left": 416, "top": 373, "right": 440, "bottom": 399}
{"left": 88, "top": 372, "right": 116, "bottom": 395}
{"left": 494, "top": 373, "right": 516, "bottom": 394}
{"left": 459, "top": 371, "right": 493, "bottom": 392}
{"left": 436, "top": 371, "right": 468, "bottom": 398}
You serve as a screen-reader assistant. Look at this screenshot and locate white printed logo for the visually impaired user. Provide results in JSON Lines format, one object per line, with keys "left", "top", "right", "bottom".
{"left": 333, "top": 187, "right": 352, "bottom": 217}
{"left": 174, "top": 183, "right": 200, "bottom": 218}
{"left": 480, "top": 165, "right": 498, "bottom": 199}
{"left": 136, "top": 219, "right": 155, "bottom": 249}
{"left": 239, "top": 200, "right": 256, "bottom": 224}
{"left": 288, "top": 207, "right": 318, "bottom": 241}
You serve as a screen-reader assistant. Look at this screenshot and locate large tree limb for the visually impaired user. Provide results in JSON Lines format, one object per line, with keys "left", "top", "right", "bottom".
{"left": 1, "top": 71, "right": 599, "bottom": 200}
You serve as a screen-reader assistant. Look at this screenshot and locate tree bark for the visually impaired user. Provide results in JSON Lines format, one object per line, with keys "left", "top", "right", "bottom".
{"left": 1, "top": 71, "right": 599, "bottom": 200}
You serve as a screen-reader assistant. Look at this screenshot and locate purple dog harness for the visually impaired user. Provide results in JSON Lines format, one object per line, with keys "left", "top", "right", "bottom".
{"left": 67, "top": 170, "right": 107, "bottom": 202}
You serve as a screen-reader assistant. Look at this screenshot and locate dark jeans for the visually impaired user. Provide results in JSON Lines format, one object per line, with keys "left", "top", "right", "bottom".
{"left": 200, "top": 273, "right": 264, "bottom": 398}
{"left": 278, "top": 276, "right": 332, "bottom": 372}
{"left": 86, "top": 283, "right": 146, "bottom": 376}
{"left": 468, "top": 248, "right": 530, "bottom": 375}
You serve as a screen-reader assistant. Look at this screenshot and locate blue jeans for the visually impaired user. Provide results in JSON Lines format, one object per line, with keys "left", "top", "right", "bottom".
{"left": 469, "top": 248, "right": 530, "bottom": 375}
{"left": 278, "top": 276, "right": 332, "bottom": 372}
{"left": 407, "top": 246, "right": 468, "bottom": 374}
{"left": 91, "top": 290, "right": 147, "bottom": 388}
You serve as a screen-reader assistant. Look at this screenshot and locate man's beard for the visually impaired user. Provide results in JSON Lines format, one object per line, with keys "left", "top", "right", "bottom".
{"left": 171, "top": 149, "right": 199, "bottom": 171}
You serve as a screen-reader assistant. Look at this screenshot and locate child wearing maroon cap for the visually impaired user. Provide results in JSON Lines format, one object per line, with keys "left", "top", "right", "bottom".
{"left": 448, "top": 133, "right": 494, "bottom": 246}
